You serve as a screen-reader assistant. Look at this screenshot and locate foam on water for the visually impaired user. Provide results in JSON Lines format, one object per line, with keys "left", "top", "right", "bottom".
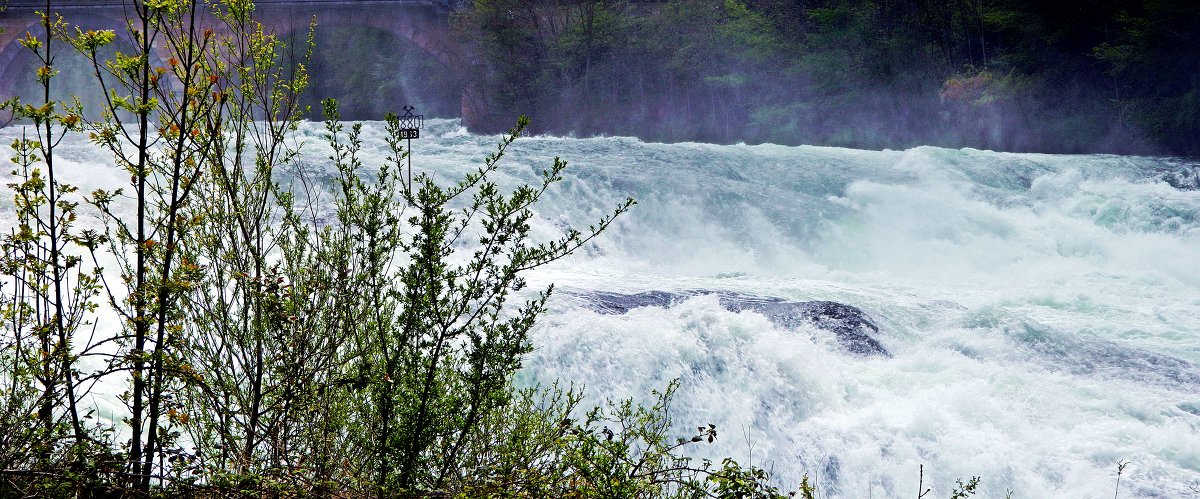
{"left": 3, "top": 119, "right": 1198, "bottom": 496}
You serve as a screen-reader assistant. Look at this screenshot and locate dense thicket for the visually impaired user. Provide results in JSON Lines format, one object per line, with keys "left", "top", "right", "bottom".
{"left": 452, "top": 0, "right": 1200, "bottom": 155}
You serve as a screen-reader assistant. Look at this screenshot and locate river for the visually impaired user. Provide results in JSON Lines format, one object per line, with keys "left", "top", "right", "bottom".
{"left": 6, "top": 118, "right": 1199, "bottom": 496}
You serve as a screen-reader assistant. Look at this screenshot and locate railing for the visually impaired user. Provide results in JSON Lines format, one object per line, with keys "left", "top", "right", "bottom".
{"left": 2, "top": 0, "right": 461, "bottom": 11}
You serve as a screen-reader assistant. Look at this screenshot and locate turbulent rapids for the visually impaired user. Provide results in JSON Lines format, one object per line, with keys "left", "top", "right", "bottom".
{"left": 6, "top": 119, "right": 1199, "bottom": 496}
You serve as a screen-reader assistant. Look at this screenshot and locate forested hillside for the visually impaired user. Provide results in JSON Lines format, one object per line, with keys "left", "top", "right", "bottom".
{"left": 450, "top": 0, "right": 1199, "bottom": 155}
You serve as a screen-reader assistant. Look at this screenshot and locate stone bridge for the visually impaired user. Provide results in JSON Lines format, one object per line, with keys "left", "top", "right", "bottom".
{"left": 0, "top": 0, "right": 484, "bottom": 124}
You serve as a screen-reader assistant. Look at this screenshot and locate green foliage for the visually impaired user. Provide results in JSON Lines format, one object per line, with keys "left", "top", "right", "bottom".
{"left": 950, "top": 476, "right": 980, "bottom": 499}
{"left": 0, "top": 7, "right": 111, "bottom": 495}
{"left": 456, "top": 0, "right": 1197, "bottom": 154}
{"left": 1091, "top": 2, "right": 1200, "bottom": 154}
{"left": 176, "top": 3, "right": 329, "bottom": 487}
{"left": 316, "top": 101, "right": 635, "bottom": 493}
{"left": 457, "top": 380, "right": 798, "bottom": 498}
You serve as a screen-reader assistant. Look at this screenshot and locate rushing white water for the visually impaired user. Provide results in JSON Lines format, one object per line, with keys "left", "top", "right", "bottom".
{"left": 5, "top": 119, "right": 1199, "bottom": 497}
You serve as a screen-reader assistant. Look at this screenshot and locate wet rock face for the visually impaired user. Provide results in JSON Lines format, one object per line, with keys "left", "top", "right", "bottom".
{"left": 578, "top": 290, "right": 890, "bottom": 358}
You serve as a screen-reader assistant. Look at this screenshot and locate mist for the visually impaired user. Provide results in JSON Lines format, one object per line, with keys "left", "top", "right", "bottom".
{"left": 4, "top": 0, "right": 1196, "bottom": 156}
{"left": 306, "top": 0, "right": 1193, "bottom": 156}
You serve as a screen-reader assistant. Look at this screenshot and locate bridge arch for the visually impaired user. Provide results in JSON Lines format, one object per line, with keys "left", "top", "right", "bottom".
{"left": 0, "top": 11, "right": 177, "bottom": 112}
{"left": 0, "top": 17, "right": 41, "bottom": 101}
{"left": 284, "top": 26, "right": 462, "bottom": 119}
{"left": 255, "top": 3, "right": 457, "bottom": 68}
{"left": 0, "top": 1, "right": 481, "bottom": 123}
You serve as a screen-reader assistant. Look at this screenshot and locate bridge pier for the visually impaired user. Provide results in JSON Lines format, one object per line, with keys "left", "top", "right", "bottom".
{"left": 460, "top": 84, "right": 487, "bottom": 131}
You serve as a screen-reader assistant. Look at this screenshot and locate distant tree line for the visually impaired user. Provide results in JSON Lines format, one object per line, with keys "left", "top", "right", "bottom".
{"left": 450, "top": 0, "right": 1200, "bottom": 155}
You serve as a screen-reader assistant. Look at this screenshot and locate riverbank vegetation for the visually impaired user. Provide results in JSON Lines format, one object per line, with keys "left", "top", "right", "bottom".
{"left": 0, "top": 0, "right": 807, "bottom": 496}
{"left": 450, "top": 0, "right": 1199, "bottom": 155}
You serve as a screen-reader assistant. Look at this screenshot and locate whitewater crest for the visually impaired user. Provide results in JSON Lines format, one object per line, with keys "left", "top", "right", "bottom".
{"left": 4, "top": 119, "right": 1199, "bottom": 497}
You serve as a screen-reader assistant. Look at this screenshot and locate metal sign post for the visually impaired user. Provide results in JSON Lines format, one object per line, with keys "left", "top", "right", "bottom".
{"left": 398, "top": 105, "right": 423, "bottom": 190}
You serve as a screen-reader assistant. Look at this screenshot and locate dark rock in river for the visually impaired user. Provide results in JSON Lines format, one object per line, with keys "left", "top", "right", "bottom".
{"left": 1162, "top": 165, "right": 1200, "bottom": 190}
{"left": 577, "top": 290, "right": 890, "bottom": 358}
{"left": 724, "top": 299, "right": 890, "bottom": 357}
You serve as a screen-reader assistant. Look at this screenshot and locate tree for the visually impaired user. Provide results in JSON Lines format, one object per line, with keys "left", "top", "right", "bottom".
{"left": 0, "top": 6, "right": 104, "bottom": 493}
{"left": 64, "top": 0, "right": 226, "bottom": 490}
{"left": 320, "top": 107, "right": 634, "bottom": 493}
{"left": 1094, "top": 1, "right": 1200, "bottom": 154}
{"left": 175, "top": 1, "right": 330, "bottom": 488}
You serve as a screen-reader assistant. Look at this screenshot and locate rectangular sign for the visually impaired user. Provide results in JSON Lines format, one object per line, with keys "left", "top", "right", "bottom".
{"left": 398, "top": 129, "right": 419, "bottom": 139}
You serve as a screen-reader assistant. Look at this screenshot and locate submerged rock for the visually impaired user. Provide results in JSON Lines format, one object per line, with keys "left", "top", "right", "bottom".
{"left": 577, "top": 290, "right": 890, "bottom": 358}
{"left": 1003, "top": 321, "right": 1200, "bottom": 390}
{"left": 582, "top": 290, "right": 687, "bottom": 314}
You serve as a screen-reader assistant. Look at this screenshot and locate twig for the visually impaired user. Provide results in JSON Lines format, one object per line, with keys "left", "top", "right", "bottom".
{"left": 1114, "top": 460, "right": 1130, "bottom": 499}
{"left": 918, "top": 464, "right": 931, "bottom": 498}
